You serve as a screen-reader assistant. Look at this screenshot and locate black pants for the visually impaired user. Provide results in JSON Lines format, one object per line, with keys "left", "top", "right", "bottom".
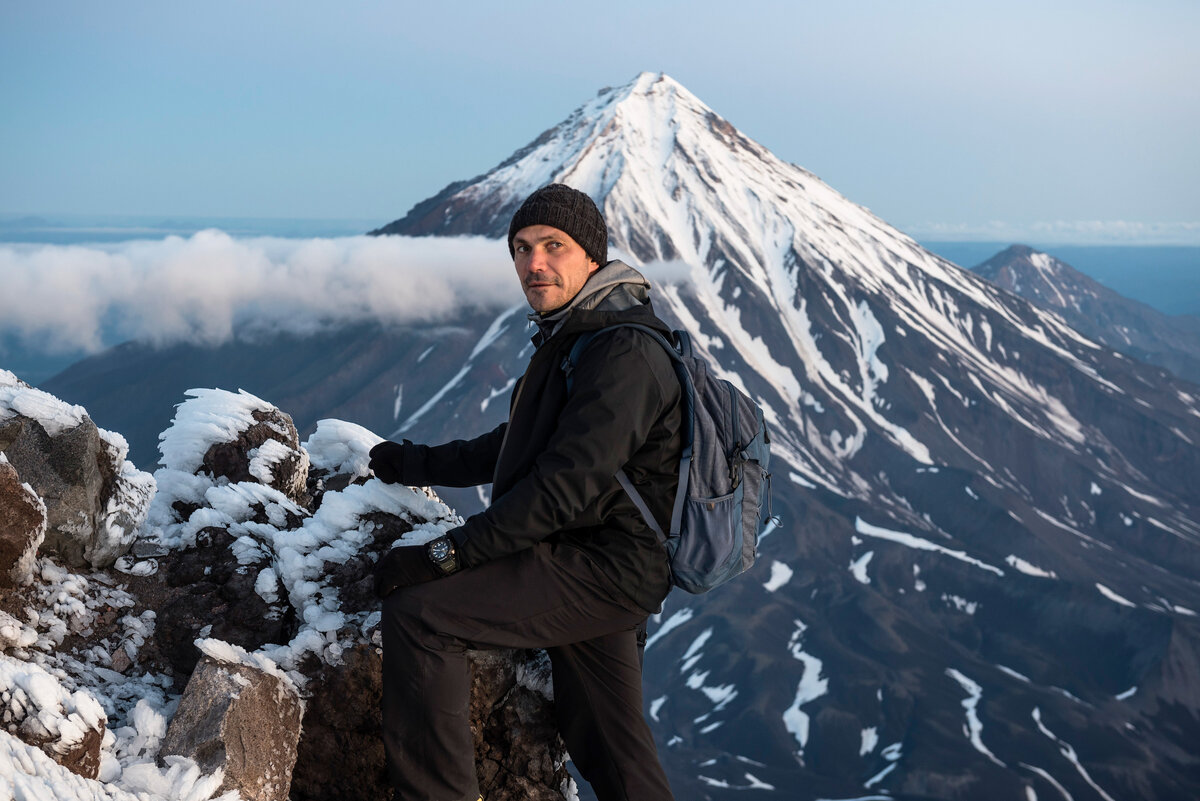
{"left": 381, "top": 541, "right": 675, "bottom": 801}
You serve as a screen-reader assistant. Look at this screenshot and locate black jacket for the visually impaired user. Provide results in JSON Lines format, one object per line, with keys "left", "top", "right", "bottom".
{"left": 400, "top": 261, "right": 682, "bottom": 613}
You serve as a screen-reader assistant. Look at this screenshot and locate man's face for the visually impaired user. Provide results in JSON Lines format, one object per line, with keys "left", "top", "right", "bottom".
{"left": 512, "top": 224, "right": 601, "bottom": 313}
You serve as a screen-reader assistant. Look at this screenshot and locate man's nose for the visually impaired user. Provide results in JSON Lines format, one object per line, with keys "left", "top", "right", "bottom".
{"left": 527, "top": 247, "right": 548, "bottom": 268}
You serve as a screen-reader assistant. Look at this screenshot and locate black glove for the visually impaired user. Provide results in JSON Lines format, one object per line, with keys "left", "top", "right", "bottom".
{"left": 369, "top": 439, "right": 414, "bottom": 484}
{"left": 374, "top": 545, "right": 441, "bottom": 598}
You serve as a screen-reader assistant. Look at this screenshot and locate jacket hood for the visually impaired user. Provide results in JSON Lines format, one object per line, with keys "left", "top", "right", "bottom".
{"left": 530, "top": 260, "right": 657, "bottom": 342}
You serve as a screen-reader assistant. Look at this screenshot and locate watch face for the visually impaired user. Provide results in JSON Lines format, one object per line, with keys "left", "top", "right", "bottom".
{"left": 429, "top": 538, "right": 451, "bottom": 562}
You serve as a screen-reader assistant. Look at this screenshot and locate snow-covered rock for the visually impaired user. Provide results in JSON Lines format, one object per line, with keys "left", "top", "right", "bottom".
{"left": 0, "top": 653, "right": 107, "bottom": 779}
{"left": 135, "top": 386, "right": 571, "bottom": 800}
{"left": 156, "top": 388, "right": 309, "bottom": 510}
{"left": 0, "top": 370, "right": 154, "bottom": 569}
{"left": 303, "top": 417, "right": 379, "bottom": 483}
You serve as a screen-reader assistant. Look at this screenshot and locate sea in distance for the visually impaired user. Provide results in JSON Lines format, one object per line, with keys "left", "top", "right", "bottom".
{"left": 0, "top": 213, "right": 382, "bottom": 244}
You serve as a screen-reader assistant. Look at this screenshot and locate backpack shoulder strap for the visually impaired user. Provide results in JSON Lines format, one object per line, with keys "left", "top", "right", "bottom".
{"left": 562, "top": 330, "right": 599, "bottom": 392}
{"left": 561, "top": 323, "right": 689, "bottom": 541}
{"left": 615, "top": 469, "right": 667, "bottom": 544}
{"left": 562, "top": 323, "right": 682, "bottom": 391}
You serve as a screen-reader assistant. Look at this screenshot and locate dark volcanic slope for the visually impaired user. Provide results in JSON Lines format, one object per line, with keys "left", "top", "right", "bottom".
{"left": 974, "top": 244, "right": 1200, "bottom": 384}
{"left": 41, "top": 316, "right": 512, "bottom": 473}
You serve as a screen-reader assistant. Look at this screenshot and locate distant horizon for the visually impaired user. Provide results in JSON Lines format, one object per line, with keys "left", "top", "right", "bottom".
{"left": 4, "top": 210, "right": 1200, "bottom": 248}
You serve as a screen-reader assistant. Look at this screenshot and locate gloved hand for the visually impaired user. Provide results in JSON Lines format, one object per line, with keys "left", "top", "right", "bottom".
{"left": 369, "top": 439, "right": 414, "bottom": 484}
{"left": 373, "top": 545, "right": 441, "bottom": 598}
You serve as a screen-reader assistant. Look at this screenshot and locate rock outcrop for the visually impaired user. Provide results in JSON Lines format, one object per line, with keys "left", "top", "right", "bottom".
{"left": 139, "top": 388, "right": 571, "bottom": 800}
{"left": 0, "top": 370, "right": 154, "bottom": 569}
{"left": 0, "top": 381, "right": 573, "bottom": 800}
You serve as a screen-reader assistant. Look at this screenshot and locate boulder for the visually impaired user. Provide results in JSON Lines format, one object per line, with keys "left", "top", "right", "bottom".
{"left": 289, "top": 642, "right": 387, "bottom": 801}
{"left": 0, "top": 377, "right": 153, "bottom": 569}
{"left": 152, "top": 526, "right": 293, "bottom": 680}
{"left": 0, "top": 653, "right": 107, "bottom": 779}
{"left": 200, "top": 407, "right": 310, "bottom": 508}
{"left": 289, "top": 643, "right": 568, "bottom": 801}
{"left": 160, "top": 643, "right": 305, "bottom": 801}
{"left": 0, "top": 454, "right": 45, "bottom": 587}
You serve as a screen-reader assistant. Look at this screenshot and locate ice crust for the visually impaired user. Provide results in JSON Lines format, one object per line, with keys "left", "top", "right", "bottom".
{"left": 157, "top": 388, "right": 280, "bottom": 473}
{"left": 0, "top": 370, "right": 88, "bottom": 437}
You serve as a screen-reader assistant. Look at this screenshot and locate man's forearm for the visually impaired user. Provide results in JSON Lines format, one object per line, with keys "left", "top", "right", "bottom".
{"left": 404, "top": 423, "right": 506, "bottom": 487}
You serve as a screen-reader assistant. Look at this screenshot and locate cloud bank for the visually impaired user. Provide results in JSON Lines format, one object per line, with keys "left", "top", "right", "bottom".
{"left": 0, "top": 231, "right": 697, "bottom": 356}
{"left": 0, "top": 231, "right": 527, "bottom": 354}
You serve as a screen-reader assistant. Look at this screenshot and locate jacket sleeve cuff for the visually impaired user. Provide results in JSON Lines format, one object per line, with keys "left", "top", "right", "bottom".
{"left": 448, "top": 527, "right": 475, "bottom": 568}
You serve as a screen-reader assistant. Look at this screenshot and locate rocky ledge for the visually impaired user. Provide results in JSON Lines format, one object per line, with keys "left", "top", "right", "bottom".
{"left": 0, "top": 370, "right": 572, "bottom": 801}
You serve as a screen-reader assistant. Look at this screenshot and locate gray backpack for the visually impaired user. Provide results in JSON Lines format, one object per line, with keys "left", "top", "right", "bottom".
{"left": 566, "top": 324, "right": 774, "bottom": 593}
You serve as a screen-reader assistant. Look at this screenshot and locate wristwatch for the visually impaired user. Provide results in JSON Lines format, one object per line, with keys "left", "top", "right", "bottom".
{"left": 426, "top": 535, "right": 462, "bottom": 576}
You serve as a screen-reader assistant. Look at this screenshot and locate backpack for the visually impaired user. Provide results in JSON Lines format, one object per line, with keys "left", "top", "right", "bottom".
{"left": 564, "top": 323, "right": 775, "bottom": 594}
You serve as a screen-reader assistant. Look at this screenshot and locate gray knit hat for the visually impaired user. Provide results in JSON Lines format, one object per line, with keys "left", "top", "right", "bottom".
{"left": 507, "top": 184, "right": 608, "bottom": 266}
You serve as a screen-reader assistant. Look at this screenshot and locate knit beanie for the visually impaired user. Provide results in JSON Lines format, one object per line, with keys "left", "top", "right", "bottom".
{"left": 507, "top": 184, "right": 608, "bottom": 266}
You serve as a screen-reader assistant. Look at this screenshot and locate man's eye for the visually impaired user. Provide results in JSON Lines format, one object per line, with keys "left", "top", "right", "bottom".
{"left": 548, "top": 241, "right": 562, "bottom": 249}
{"left": 516, "top": 245, "right": 529, "bottom": 253}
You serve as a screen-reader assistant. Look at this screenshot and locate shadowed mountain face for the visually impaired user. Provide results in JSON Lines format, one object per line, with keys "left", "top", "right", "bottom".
{"left": 972, "top": 244, "right": 1200, "bottom": 385}
{"left": 45, "top": 72, "right": 1200, "bottom": 799}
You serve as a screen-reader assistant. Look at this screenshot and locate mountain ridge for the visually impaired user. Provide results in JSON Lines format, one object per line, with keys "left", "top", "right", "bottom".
{"left": 972, "top": 243, "right": 1200, "bottom": 384}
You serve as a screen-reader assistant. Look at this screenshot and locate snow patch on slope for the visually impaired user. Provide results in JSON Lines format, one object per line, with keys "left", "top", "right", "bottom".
{"left": 855, "top": 518, "right": 1004, "bottom": 576}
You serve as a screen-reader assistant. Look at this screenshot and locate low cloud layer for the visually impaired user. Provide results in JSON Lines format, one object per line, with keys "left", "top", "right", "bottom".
{"left": 0, "top": 231, "right": 527, "bottom": 354}
{"left": 0, "top": 231, "right": 695, "bottom": 356}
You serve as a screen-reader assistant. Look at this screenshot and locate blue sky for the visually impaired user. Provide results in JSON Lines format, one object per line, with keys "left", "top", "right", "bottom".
{"left": 2, "top": 0, "right": 1198, "bottom": 242}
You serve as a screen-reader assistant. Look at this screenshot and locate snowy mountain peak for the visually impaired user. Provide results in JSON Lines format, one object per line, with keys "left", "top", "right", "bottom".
{"left": 374, "top": 75, "right": 1200, "bottom": 535}
{"left": 977, "top": 244, "right": 1101, "bottom": 307}
{"left": 600, "top": 70, "right": 700, "bottom": 110}
{"left": 370, "top": 70, "right": 775, "bottom": 248}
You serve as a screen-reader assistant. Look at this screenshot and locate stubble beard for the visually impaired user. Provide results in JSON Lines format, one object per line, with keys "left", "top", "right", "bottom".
{"left": 524, "top": 273, "right": 566, "bottom": 312}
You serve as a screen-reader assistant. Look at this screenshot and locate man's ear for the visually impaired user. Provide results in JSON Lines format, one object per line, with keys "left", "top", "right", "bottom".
{"left": 587, "top": 259, "right": 601, "bottom": 275}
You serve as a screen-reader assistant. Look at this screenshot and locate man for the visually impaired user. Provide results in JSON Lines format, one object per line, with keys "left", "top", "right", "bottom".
{"left": 368, "top": 183, "right": 680, "bottom": 801}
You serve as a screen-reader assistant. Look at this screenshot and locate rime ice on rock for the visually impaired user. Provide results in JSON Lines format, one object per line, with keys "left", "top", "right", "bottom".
{"left": 0, "top": 653, "right": 107, "bottom": 779}
{"left": 147, "top": 388, "right": 457, "bottom": 677}
{"left": 134, "top": 387, "right": 571, "bottom": 799}
{"left": 0, "top": 369, "right": 87, "bottom": 436}
{"left": 303, "top": 418, "right": 380, "bottom": 481}
{"left": 156, "top": 388, "right": 311, "bottom": 508}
